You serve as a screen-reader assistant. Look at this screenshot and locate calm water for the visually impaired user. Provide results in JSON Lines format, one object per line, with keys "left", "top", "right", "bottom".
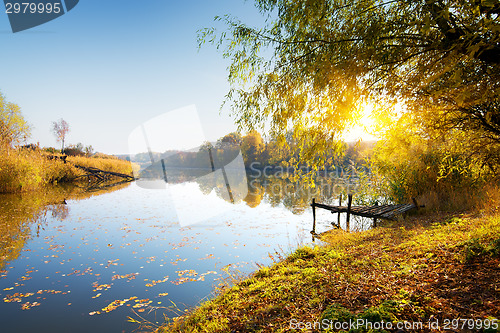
{"left": 0, "top": 175, "right": 370, "bottom": 333}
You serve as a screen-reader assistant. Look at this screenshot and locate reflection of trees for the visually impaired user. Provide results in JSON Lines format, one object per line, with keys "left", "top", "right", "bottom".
{"left": 49, "top": 203, "right": 69, "bottom": 221}
{"left": 0, "top": 197, "right": 31, "bottom": 270}
{"left": 209, "top": 170, "right": 248, "bottom": 204}
{"left": 0, "top": 182, "right": 130, "bottom": 270}
{"left": 244, "top": 181, "right": 263, "bottom": 208}
{"left": 139, "top": 145, "right": 241, "bottom": 182}
{"left": 193, "top": 171, "right": 358, "bottom": 214}
{"left": 243, "top": 176, "right": 360, "bottom": 213}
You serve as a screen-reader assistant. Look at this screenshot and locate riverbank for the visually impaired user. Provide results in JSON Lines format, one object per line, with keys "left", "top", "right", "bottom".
{"left": 0, "top": 148, "right": 136, "bottom": 193}
{"left": 158, "top": 211, "right": 500, "bottom": 332}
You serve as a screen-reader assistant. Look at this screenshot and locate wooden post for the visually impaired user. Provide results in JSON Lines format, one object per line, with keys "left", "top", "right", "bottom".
{"left": 412, "top": 197, "right": 419, "bottom": 210}
{"left": 160, "top": 159, "right": 168, "bottom": 183}
{"left": 346, "top": 194, "right": 352, "bottom": 232}
{"left": 337, "top": 194, "right": 342, "bottom": 227}
{"left": 311, "top": 198, "right": 316, "bottom": 234}
{"left": 208, "top": 147, "right": 215, "bottom": 172}
{"left": 373, "top": 201, "right": 378, "bottom": 228}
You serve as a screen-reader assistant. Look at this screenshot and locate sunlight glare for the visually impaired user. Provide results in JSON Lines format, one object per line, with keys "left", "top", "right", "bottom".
{"left": 343, "top": 102, "right": 377, "bottom": 142}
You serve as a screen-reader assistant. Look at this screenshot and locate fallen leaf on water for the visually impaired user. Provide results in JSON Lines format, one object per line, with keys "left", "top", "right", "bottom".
{"left": 21, "top": 301, "right": 40, "bottom": 310}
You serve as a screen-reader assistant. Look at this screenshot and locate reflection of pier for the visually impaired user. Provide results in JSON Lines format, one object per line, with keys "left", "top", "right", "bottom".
{"left": 311, "top": 195, "right": 422, "bottom": 234}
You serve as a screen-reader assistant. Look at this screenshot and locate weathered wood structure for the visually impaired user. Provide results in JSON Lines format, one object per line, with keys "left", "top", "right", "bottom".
{"left": 73, "top": 164, "right": 135, "bottom": 183}
{"left": 311, "top": 195, "right": 422, "bottom": 234}
{"left": 46, "top": 155, "right": 67, "bottom": 163}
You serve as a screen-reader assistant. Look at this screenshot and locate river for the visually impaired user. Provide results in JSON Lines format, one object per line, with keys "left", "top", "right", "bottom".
{"left": 0, "top": 173, "right": 372, "bottom": 333}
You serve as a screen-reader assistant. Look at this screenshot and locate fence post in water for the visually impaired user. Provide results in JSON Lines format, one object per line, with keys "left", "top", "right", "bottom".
{"left": 160, "top": 159, "right": 168, "bottom": 183}
{"left": 208, "top": 147, "right": 215, "bottom": 172}
{"left": 311, "top": 198, "right": 316, "bottom": 234}
{"left": 373, "top": 201, "right": 378, "bottom": 228}
{"left": 337, "top": 194, "right": 342, "bottom": 227}
{"left": 346, "top": 194, "right": 352, "bottom": 232}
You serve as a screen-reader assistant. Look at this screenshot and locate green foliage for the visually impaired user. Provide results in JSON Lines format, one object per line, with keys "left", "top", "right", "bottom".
{"left": 358, "top": 301, "right": 400, "bottom": 326}
{"left": 0, "top": 92, "right": 30, "bottom": 148}
{"left": 369, "top": 113, "right": 494, "bottom": 208}
{"left": 321, "top": 301, "right": 401, "bottom": 332}
{"left": 202, "top": 0, "right": 500, "bottom": 194}
{"left": 241, "top": 130, "right": 265, "bottom": 164}
{"left": 465, "top": 237, "right": 500, "bottom": 262}
{"left": 320, "top": 303, "right": 355, "bottom": 325}
{"left": 286, "top": 246, "right": 316, "bottom": 262}
{"left": 64, "top": 142, "right": 94, "bottom": 157}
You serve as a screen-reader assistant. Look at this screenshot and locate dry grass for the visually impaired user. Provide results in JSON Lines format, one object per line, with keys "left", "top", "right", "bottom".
{"left": 67, "top": 155, "right": 135, "bottom": 175}
{"left": 0, "top": 149, "right": 77, "bottom": 192}
{"left": 0, "top": 148, "right": 135, "bottom": 193}
{"left": 158, "top": 211, "right": 500, "bottom": 332}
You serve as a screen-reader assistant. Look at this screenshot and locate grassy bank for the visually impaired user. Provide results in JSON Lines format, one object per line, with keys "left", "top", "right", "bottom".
{"left": 0, "top": 148, "right": 136, "bottom": 193}
{"left": 158, "top": 211, "right": 500, "bottom": 332}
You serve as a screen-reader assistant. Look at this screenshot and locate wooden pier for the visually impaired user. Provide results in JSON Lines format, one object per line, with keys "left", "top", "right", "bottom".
{"left": 73, "top": 164, "right": 135, "bottom": 183}
{"left": 311, "top": 195, "right": 422, "bottom": 234}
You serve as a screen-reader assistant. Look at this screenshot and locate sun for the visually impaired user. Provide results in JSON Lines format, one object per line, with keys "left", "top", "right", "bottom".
{"left": 343, "top": 102, "right": 378, "bottom": 142}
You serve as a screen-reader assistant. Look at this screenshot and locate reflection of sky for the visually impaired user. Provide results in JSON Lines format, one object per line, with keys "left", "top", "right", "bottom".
{"left": 0, "top": 182, "right": 312, "bottom": 333}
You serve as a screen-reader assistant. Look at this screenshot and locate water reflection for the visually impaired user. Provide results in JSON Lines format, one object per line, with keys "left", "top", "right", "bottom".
{"left": 140, "top": 165, "right": 368, "bottom": 230}
{"left": 198, "top": 172, "right": 360, "bottom": 213}
{"left": 0, "top": 173, "right": 371, "bottom": 333}
{"left": 0, "top": 183, "right": 131, "bottom": 270}
{"left": 0, "top": 179, "right": 311, "bottom": 333}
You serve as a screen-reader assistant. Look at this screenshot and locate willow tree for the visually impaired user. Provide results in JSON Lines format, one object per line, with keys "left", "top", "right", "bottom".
{"left": 201, "top": 0, "right": 500, "bottom": 174}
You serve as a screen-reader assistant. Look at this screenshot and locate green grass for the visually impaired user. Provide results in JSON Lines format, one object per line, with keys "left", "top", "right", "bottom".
{"left": 157, "top": 212, "right": 500, "bottom": 332}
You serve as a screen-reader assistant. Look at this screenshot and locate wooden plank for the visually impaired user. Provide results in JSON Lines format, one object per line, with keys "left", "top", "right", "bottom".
{"left": 382, "top": 204, "right": 415, "bottom": 219}
{"left": 312, "top": 199, "right": 418, "bottom": 222}
{"left": 354, "top": 206, "right": 372, "bottom": 214}
{"left": 370, "top": 205, "right": 402, "bottom": 216}
{"left": 314, "top": 203, "right": 346, "bottom": 212}
{"left": 362, "top": 204, "right": 392, "bottom": 215}
{"left": 380, "top": 206, "right": 407, "bottom": 218}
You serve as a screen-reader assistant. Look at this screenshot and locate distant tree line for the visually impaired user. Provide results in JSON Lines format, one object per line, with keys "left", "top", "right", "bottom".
{"left": 130, "top": 131, "right": 373, "bottom": 173}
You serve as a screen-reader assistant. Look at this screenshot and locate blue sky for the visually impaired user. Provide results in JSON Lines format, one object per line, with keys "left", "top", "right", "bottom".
{"left": 0, "top": 1, "right": 265, "bottom": 154}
